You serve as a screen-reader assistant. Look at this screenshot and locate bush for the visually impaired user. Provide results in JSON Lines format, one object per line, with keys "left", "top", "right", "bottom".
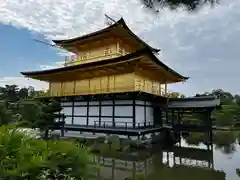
{"left": 0, "top": 124, "right": 90, "bottom": 180}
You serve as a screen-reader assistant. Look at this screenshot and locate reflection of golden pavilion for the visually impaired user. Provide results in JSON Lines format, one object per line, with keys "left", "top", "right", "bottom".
{"left": 89, "top": 145, "right": 225, "bottom": 180}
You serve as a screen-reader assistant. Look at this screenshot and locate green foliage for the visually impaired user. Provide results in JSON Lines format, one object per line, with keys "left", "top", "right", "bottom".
{"left": 0, "top": 101, "right": 16, "bottom": 125}
{"left": 142, "top": 0, "right": 218, "bottom": 11}
{"left": 34, "top": 100, "right": 65, "bottom": 139}
{"left": 0, "top": 124, "right": 90, "bottom": 180}
{"left": 135, "top": 172, "right": 147, "bottom": 180}
{"left": 166, "top": 92, "right": 185, "bottom": 98}
{"left": 236, "top": 168, "right": 240, "bottom": 178}
{"left": 194, "top": 89, "right": 240, "bottom": 127}
{"left": 184, "top": 132, "right": 206, "bottom": 146}
{"left": 0, "top": 84, "right": 64, "bottom": 139}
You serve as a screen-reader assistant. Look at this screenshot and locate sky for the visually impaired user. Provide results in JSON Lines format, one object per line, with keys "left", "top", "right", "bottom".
{"left": 0, "top": 0, "right": 239, "bottom": 96}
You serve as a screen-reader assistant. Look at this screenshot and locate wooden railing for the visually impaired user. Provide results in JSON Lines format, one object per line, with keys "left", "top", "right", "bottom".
{"left": 63, "top": 52, "right": 122, "bottom": 67}
{"left": 135, "top": 82, "right": 166, "bottom": 96}
{"left": 93, "top": 120, "right": 154, "bottom": 129}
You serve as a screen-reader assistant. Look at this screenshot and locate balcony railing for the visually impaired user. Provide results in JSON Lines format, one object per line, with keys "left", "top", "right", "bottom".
{"left": 63, "top": 50, "right": 126, "bottom": 67}
{"left": 64, "top": 55, "right": 78, "bottom": 66}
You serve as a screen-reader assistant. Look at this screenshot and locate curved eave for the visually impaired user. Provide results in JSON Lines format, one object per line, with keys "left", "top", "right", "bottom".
{"left": 21, "top": 48, "right": 188, "bottom": 81}
{"left": 52, "top": 18, "right": 160, "bottom": 53}
{"left": 146, "top": 49, "right": 188, "bottom": 81}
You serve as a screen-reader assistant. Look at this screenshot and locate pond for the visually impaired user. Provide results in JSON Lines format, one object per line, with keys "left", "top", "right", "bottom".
{"left": 90, "top": 131, "right": 240, "bottom": 180}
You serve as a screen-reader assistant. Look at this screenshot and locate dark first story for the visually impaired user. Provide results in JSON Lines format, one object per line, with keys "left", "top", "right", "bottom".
{"left": 42, "top": 91, "right": 221, "bottom": 141}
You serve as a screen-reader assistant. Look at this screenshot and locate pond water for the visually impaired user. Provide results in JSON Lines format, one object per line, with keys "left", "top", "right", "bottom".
{"left": 91, "top": 131, "right": 240, "bottom": 180}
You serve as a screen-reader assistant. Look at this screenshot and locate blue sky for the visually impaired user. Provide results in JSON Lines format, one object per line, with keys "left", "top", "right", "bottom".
{"left": 0, "top": 0, "right": 239, "bottom": 96}
{"left": 0, "top": 24, "right": 61, "bottom": 76}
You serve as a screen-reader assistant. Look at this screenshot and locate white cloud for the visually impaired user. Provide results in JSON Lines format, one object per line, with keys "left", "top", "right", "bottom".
{"left": 0, "top": 0, "right": 240, "bottom": 95}
{"left": 39, "top": 61, "right": 64, "bottom": 70}
{"left": 0, "top": 76, "right": 48, "bottom": 90}
{"left": 0, "top": 60, "right": 63, "bottom": 90}
{"left": 0, "top": 0, "right": 191, "bottom": 39}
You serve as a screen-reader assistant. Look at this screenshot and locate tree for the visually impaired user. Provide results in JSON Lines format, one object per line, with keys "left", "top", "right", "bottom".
{"left": 0, "top": 124, "right": 90, "bottom": 180}
{"left": 38, "top": 100, "right": 65, "bottom": 139}
{"left": 0, "top": 101, "right": 15, "bottom": 125}
{"left": 141, "top": 0, "right": 219, "bottom": 11}
{"left": 18, "top": 87, "right": 29, "bottom": 100}
{"left": 20, "top": 100, "right": 65, "bottom": 140}
{"left": 1, "top": 85, "right": 19, "bottom": 102}
{"left": 167, "top": 92, "right": 185, "bottom": 98}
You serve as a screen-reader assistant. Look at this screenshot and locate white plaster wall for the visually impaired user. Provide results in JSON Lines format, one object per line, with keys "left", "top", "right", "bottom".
{"left": 115, "top": 100, "right": 133, "bottom": 105}
{"left": 101, "top": 117, "right": 113, "bottom": 126}
{"left": 136, "top": 100, "right": 145, "bottom": 105}
{"left": 115, "top": 106, "right": 133, "bottom": 116}
{"left": 74, "top": 106, "right": 87, "bottom": 116}
{"left": 89, "top": 106, "right": 99, "bottom": 116}
{"left": 135, "top": 106, "right": 145, "bottom": 126}
{"left": 146, "top": 106, "right": 154, "bottom": 125}
{"left": 61, "top": 107, "right": 72, "bottom": 116}
{"left": 74, "top": 101, "right": 87, "bottom": 106}
{"left": 61, "top": 100, "right": 154, "bottom": 127}
{"left": 64, "top": 116, "right": 72, "bottom": 124}
{"left": 115, "top": 106, "right": 133, "bottom": 127}
{"left": 89, "top": 117, "right": 99, "bottom": 126}
{"left": 101, "top": 100, "right": 113, "bottom": 105}
{"left": 135, "top": 101, "right": 154, "bottom": 126}
{"left": 61, "top": 102, "right": 73, "bottom": 106}
{"left": 89, "top": 101, "right": 99, "bottom": 105}
{"left": 74, "top": 117, "right": 87, "bottom": 125}
{"left": 115, "top": 118, "right": 133, "bottom": 127}
{"left": 101, "top": 106, "right": 112, "bottom": 116}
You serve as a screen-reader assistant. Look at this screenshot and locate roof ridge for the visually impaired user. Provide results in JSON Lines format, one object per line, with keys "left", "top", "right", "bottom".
{"left": 52, "top": 18, "right": 160, "bottom": 53}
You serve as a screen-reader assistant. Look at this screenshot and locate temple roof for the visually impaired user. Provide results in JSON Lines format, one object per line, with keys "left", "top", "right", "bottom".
{"left": 52, "top": 18, "right": 160, "bottom": 53}
{"left": 21, "top": 48, "right": 188, "bottom": 82}
{"left": 168, "top": 96, "right": 221, "bottom": 109}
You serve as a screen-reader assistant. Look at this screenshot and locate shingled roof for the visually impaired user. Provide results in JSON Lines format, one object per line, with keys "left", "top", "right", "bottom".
{"left": 52, "top": 18, "right": 160, "bottom": 53}
{"left": 21, "top": 48, "right": 188, "bottom": 82}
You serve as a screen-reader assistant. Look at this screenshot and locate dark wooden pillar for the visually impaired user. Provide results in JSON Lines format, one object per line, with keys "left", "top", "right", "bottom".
{"left": 177, "top": 110, "right": 181, "bottom": 125}
{"left": 207, "top": 110, "right": 213, "bottom": 142}
{"left": 72, "top": 98, "right": 74, "bottom": 124}
{"left": 172, "top": 109, "right": 174, "bottom": 127}
{"left": 166, "top": 152, "right": 170, "bottom": 166}
{"left": 112, "top": 99, "right": 115, "bottom": 127}
{"left": 99, "top": 99, "right": 102, "bottom": 127}
{"left": 159, "top": 108, "right": 162, "bottom": 127}
{"left": 144, "top": 101, "right": 147, "bottom": 127}
{"left": 153, "top": 105, "right": 162, "bottom": 127}
{"left": 112, "top": 159, "right": 115, "bottom": 180}
{"left": 86, "top": 97, "right": 89, "bottom": 126}
{"left": 166, "top": 110, "right": 169, "bottom": 124}
{"left": 133, "top": 99, "right": 136, "bottom": 128}
{"left": 209, "top": 110, "right": 213, "bottom": 142}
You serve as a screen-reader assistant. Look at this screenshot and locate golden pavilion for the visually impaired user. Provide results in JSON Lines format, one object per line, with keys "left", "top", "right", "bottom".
{"left": 21, "top": 18, "right": 219, "bottom": 139}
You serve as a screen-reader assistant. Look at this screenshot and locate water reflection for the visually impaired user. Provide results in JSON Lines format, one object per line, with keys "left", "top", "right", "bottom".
{"left": 91, "top": 131, "right": 240, "bottom": 180}
{"left": 184, "top": 131, "right": 237, "bottom": 154}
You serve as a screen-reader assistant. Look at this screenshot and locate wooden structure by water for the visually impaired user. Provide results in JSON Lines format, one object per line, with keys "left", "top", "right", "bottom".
{"left": 21, "top": 17, "right": 220, "bottom": 141}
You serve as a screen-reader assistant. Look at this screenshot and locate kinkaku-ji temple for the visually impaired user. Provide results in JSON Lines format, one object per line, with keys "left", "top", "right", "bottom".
{"left": 21, "top": 17, "right": 221, "bottom": 141}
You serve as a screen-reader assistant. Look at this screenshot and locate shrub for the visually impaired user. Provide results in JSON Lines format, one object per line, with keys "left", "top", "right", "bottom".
{"left": 0, "top": 124, "right": 90, "bottom": 180}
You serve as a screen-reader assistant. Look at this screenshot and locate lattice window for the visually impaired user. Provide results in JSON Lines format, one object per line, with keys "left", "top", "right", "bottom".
{"left": 104, "top": 48, "right": 112, "bottom": 56}
{"left": 119, "top": 47, "right": 124, "bottom": 55}
{"left": 82, "top": 53, "right": 87, "bottom": 60}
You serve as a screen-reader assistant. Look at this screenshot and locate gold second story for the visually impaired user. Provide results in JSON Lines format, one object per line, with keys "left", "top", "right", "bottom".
{"left": 21, "top": 49, "right": 188, "bottom": 97}
{"left": 54, "top": 18, "right": 160, "bottom": 67}
{"left": 64, "top": 37, "right": 136, "bottom": 66}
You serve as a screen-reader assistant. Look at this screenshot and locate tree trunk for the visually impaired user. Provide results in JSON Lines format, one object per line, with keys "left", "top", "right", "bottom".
{"left": 44, "top": 129, "right": 49, "bottom": 140}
